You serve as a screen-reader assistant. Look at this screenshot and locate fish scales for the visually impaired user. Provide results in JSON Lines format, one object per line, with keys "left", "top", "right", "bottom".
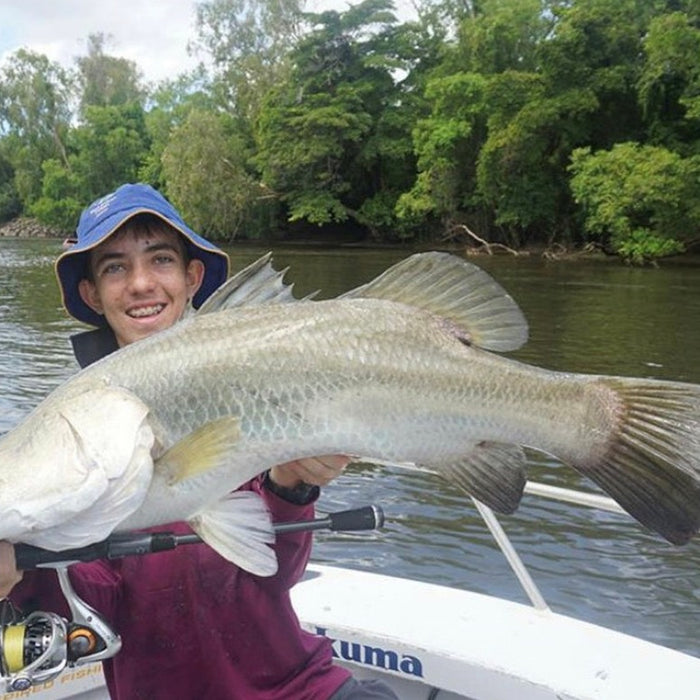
{"left": 90, "top": 300, "right": 596, "bottom": 464}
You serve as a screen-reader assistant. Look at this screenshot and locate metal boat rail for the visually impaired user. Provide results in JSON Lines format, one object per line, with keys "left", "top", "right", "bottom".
{"left": 475, "top": 481, "right": 623, "bottom": 611}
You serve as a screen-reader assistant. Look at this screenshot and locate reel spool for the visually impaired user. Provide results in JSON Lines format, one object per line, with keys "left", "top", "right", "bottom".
{"left": 0, "top": 567, "right": 122, "bottom": 693}
{"left": 0, "top": 605, "right": 69, "bottom": 691}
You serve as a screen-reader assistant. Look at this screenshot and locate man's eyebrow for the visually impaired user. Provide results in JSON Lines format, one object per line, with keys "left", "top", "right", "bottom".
{"left": 143, "top": 241, "right": 182, "bottom": 255}
{"left": 91, "top": 250, "right": 125, "bottom": 269}
{"left": 92, "top": 240, "right": 182, "bottom": 268}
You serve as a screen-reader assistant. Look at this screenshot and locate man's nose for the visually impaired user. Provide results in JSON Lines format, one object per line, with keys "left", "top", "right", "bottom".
{"left": 127, "top": 261, "right": 156, "bottom": 291}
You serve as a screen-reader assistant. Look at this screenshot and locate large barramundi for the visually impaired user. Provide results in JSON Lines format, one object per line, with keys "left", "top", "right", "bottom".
{"left": 1, "top": 253, "right": 699, "bottom": 575}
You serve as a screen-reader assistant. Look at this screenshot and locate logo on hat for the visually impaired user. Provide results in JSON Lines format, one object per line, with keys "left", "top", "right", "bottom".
{"left": 89, "top": 192, "right": 117, "bottom": 218}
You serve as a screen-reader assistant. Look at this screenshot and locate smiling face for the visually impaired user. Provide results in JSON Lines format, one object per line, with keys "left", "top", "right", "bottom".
{"left": 78, "top": 218, "right": 205, "bottom": 347}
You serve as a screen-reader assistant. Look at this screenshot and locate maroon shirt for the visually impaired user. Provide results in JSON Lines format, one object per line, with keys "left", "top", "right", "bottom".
{"left": 12, "top": 476, "right": 350, "bottom": 699}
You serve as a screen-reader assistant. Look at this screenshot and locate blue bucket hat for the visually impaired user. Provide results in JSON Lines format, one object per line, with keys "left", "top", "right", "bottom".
{"left": 55, "top": 183, "right": 230, "bottom": 327}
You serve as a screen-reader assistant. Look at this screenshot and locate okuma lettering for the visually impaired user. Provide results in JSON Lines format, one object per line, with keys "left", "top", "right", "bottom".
{"left": 315, "top": 627, "right": 423, "bottom": 678}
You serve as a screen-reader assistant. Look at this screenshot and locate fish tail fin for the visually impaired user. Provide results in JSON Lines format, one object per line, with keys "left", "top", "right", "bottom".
{"left": 575, "top": 377, "right": 700, "bottom": 545}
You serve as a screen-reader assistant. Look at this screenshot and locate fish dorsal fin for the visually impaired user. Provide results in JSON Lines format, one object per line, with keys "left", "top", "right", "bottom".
{"left": 339, "top": 252, "right": 528, "bottom": 352}
{"left": 156, "top": 417, "right": 241, "bottom": 484}
{"left": 197, "top": 253, "right": 311, "bottom": 314}
{"left": 429, "top": 442, "right": 527, "bottom": 514}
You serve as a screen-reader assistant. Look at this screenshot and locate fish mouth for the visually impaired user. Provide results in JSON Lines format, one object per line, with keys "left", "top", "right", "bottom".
{"left": 127, "top": 303, "right": 165, "bottom": 319}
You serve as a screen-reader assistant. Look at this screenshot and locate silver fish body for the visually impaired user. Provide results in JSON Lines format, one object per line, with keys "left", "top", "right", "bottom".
{"left": 1, "top": 253, "right": 699, "bottom": 575}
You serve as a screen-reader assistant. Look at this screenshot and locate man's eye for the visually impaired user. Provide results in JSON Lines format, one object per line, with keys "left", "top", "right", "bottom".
{"left": 100, "top": 263, "right": 124, "bottom": 275}
{"left": 154, "top": 254, "right": 176, "bottom": 265}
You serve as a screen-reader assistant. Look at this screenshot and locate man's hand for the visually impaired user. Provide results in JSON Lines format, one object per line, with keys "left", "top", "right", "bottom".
{"left": 270, "top": 455, "right": 350, "bottom": 489}
{"left": 0, "top": 541, "right": 22, "bottom": 598}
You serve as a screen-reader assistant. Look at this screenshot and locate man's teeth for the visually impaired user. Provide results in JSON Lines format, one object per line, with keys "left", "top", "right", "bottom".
{"left": 128, "top": 304, "right": 164, "bottom": 318}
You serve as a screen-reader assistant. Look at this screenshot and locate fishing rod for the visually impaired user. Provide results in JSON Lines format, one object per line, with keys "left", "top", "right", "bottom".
{"left": 14, "top": 504, "right": 384, "bottom": 569}
{"left": 1, "top": 505, "right": 384, "bottom": 693}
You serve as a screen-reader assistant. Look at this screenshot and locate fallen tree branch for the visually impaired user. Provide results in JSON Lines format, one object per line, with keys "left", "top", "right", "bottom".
{"left": 446, "top": 224, "right": 521, "bottom": 256}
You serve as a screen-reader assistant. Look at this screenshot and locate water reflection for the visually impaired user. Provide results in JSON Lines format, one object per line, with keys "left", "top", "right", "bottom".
{"left": 1, "top": 239, "right": 700, "bottom": 655}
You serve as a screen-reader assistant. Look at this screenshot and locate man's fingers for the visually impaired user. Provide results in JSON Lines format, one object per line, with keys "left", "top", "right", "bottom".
{"left": 0, "top": 541, "right": 22, "bottom": 598}
{"left": 275, "top": 455, "right": 351, "bottom": 486}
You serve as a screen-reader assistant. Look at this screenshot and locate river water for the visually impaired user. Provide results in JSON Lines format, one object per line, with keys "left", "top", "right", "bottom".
{"left": 1, "top": 238, "right": 699, "bottom": 656}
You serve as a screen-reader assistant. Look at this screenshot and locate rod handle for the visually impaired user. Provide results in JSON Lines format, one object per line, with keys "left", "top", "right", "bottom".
{"left": 15, "top": 505, "right": 385, "bottom": 569}
{"left": 329, "top": 504, "right": 384, "bottom": 532}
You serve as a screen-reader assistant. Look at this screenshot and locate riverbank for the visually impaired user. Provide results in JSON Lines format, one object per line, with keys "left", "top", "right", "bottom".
{"left": 0, "top": 217, "right": 67, "bottom": 240}
{"left": 1, "top": 216, "right": 696, "bottom": 266}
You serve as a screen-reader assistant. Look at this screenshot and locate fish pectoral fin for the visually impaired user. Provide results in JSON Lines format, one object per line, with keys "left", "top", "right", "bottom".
{"left": 431, "top": 442, "right": 527, "bottom": 514}
{"left": 156, "top": 417, "right": 241, "bottom": 484}
{"left": 339, "top": 252, "right": 528, "bottom": 352}
{"left": 189, "top": 491, "right": 277, "bottom": 576}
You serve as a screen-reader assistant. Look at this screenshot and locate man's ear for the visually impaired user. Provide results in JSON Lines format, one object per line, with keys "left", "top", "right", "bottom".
{"left": 78, "top": 279, "right": 103, "bottom": 314}
{"left": 186, "top": 259, "right": 205, "bottom": 299}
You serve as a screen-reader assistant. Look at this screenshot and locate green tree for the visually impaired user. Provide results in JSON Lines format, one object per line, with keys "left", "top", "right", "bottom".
{"left": 71, "top": 103, "right": 149, "bottom": 201}
{"left": 255, "top": 0, "right": 407, "bottom": 232}
{"left": 162, "top": 109, "right": 265, "bottom": 239}
{"left": 140, "top": 68, "right": 217, "bottom": 188}
{"left": 76, "top": 33, "right": 146, "bottom": 114}
{"left": 29, "top": 103, "right": 150, "bottom": 230}
{"left": 0, "top": 49, "right": 73, "bottom": 207}
{"left": 400, "top": 0, "right": 551, "bottom": 240}
{"left": 471, "top": 0, "right": 648, "bottom": 244}
{"left": 396, "top": 71, "right": 488, "bottom": 228}
{"left": 360, "top": 14, "right": 444, "bottom": 237}
{"left": 638, "top": 11, "right": 700, "bottom": 151}
{"left": 0, "top": 149, "right": 21, "bottom": 222}
{"left": 192, "top": 0, "right": 303, "bottom": 121}
{"left": 451, "top": 0, "right": 543, "bottom": 75}
{"left": 29, "top": 158, "right": 83, "bottom": 231}
{"left": 569, "top": 142, "right": 700, "bottom": 263}
{"left": 477, "top": 81, "right": 599, "bottom": 245}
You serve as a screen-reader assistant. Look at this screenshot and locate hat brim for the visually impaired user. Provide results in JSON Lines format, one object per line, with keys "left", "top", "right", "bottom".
{"left": 55, "top": 209, "right": 230, "bottom": 327}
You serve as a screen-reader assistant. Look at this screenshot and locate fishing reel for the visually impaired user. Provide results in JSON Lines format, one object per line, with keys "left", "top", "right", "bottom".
{"left": 0, "top": 505, "right": 384, "bottom": 691}
{"left": 0, "top": 567, "right": 121, "bottom": 692}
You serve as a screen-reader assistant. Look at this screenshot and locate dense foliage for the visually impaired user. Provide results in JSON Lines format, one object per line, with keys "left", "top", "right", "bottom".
{"left": 1, "top": 0, "right": 699, "bottom": 262}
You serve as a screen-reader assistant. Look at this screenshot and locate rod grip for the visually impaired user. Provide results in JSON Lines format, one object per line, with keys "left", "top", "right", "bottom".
{"left": 15, "top": 542, "right": 110, "bottom": 570}
{"left": 328, "top": 505, "right": 384, "bottom": 532}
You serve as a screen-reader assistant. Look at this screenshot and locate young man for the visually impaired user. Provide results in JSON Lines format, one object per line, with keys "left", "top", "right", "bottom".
{"left": 0, "top": 184, "right": 397, "bottom": 700}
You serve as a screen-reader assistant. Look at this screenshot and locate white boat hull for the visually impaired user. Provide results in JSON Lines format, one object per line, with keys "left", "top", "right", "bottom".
{"left": 291, "top": 564, "right": 700, "bottom": 700}
{"left": 8, "top": 563, "right": 700, "bottom": 700}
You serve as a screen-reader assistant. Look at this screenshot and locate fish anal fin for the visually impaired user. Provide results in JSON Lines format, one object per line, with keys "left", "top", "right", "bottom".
{"left": 189, "top": 491, "right": 277, "bottom": 576}
{"left": 432, "top": 442, "right": 527, "bottom": 514}
{"left": 339, "top": 252, "right": 528, "bottom": 352}
{"left": 156, "top": 417, "right": 241, "bottom": 484}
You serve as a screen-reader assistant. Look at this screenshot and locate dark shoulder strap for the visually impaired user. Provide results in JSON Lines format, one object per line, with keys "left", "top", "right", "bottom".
{"left": 70, "top": 326, "right": 119, "bottom": 368}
